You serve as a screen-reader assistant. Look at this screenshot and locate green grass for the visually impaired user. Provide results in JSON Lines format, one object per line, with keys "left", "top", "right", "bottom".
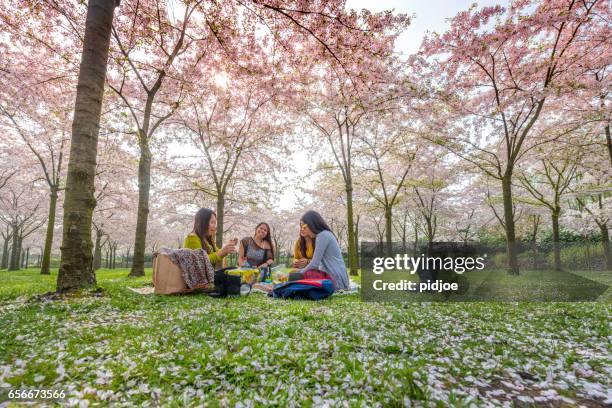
{"left": 361, "top": 268, "right": 611, "bottom": 302}
{"left": 0, "top": 268, "right": 610, "bottom": 406}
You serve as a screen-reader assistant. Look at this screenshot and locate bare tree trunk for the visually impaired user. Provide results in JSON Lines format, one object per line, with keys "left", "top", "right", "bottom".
{"left": 41, "top": 188, "right": 58, "bottom": 275}
{"left": 57, "top": 0, "right": 118, "bottom": 292}
{"left": 531, "top": 214, "right": 540, "bottom": 244}
{"left": 413, "top": 221, "right": 418, "bottom": 255}
{"left": 8, "top": 225, "right": 19, "bottom": 271}
{"left": 130, "top": 140, "right": 151, "bottom": 277}
{"left": 93, "top": 229, "right": 102, "bottom": 271}
{"left": 125, "top": 248, "right": 131, "bottom": 268}
{"left": 551, "top": 210, "right": 561, "bottom": 271}
{"left": 216, "top": 193, "right": 225, "bottom": 247}
{"left": 604, "top": 117, "right": 611, "bottom": 167}
{"left": 345, "top": 184, "right": 358, "bottom": 275}
{"left": 24, "top": 247, "right": 29, "bottom": 268}
{"left": 384, "top": 206, "right": 393, "bottom": 257}
{"left": 400, "top": 213, "right": 407, "bottom": 253}
{"left": 354, "top": 216, "right": 359, "bottom": 265}
{"left": 1, "top": 236, "right": 9, "bottom": 269}
{"left": 600, "top": 223, "right": 611, "bottom": 271}
{"left": 501, "top": 173, "right": 519, "bottom": 275}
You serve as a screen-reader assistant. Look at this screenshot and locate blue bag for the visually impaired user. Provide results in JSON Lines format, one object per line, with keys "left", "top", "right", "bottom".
{"left": 271, "top": 279, "right": 334, "bottom": 300}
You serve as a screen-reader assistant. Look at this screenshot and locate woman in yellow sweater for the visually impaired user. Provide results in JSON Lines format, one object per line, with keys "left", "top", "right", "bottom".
{"left": 183, "top": 208, "right": 237, "bottom": 270}
{"left": 292, "top": 222, "right": 314, "bottom": 268}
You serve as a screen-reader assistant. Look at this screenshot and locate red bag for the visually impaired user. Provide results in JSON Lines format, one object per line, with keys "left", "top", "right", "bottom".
{"left": 303, "top": 269, "right": 336, "bottom": 287}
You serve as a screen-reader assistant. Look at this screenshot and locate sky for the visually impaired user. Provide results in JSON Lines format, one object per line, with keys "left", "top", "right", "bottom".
{"left": 345, "top": 0, "right": 509, "bottom": 55}
{"left": 275, "top": 0, "right": 510, "bottom": 211}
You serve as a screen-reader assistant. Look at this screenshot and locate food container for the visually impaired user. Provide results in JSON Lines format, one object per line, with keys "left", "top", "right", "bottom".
{"left": 272, "top": 270, "right": 289, "bottom": 283}
{"left": 227, "top": 269, "right": 260, "bottom": 285}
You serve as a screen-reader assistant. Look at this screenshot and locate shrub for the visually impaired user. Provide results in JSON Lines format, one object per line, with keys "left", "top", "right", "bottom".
{"left": 548, "top": 244, "right": 605, "bottom": 270}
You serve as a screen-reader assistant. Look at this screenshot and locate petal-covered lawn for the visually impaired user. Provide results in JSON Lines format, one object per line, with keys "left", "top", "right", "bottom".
{"left": 0, "top": 269, "right": 610, "bottom": 407}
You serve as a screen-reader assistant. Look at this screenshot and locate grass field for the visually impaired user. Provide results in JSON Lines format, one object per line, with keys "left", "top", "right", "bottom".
{"left": 0, "top": 268, "right": 610, "bottom": 407}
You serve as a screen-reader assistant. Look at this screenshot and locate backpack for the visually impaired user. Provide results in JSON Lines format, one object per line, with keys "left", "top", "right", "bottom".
{"left": 271, "top": 279, "right": 334, "bottom": 300}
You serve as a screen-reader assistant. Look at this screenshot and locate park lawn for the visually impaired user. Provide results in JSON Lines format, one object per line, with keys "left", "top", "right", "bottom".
{"left": 361, "top": 269, "right": 612, "bottom": 302}
{"left": 0, "top": 269, "right": 610, "bottom": 407}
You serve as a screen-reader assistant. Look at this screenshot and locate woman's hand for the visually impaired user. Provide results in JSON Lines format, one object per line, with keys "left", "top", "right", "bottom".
{"left": 293, "top": 258, "right": 308, "bottom": 268}
{"left": 257, "top": 259, "right": 273, "bottom": 269}
{"left": 219, "top": 240, "right": 237, "bottom": 257}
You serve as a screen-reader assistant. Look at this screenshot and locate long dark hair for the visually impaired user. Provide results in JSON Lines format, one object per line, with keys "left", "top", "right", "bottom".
{"left": 300, "top": 210, "right": 332, "bottom": 256}
{"left": 299, "top": 236, "right": 312, "bottom": 260}
{"left": 194, "top": 208, "right": 216, "bottom": 250}
{"left": 255, "top": 222, "right": 274, "bottom": 258}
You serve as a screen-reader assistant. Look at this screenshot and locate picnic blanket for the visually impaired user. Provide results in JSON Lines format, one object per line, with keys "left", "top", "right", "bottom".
{"left": 335, "top": 281, "right": 360, "bottom": 295}
{"left": 155, "top": 247, "right": 215, "bottom": 290}
{"left": 128, "top": 287, "right": 155, "bottom": 295}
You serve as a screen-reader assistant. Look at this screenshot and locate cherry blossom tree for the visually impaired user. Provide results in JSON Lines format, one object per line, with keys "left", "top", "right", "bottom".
{"left": 358, "top": 114, "right": 417, "bottom": 256}
{"left": 90, "top": 127, "right": 139, "bottom": 271}
{"left": 410, "top": 151, "right": 454, "bottom": 252}
{"left": 175, "top": 70, "right": 287, "bottom": 246}
{"left": 421, "top": 0, "right": 607, "bottom": 274}
{"left": 57, "top": 0, "right": 120, "bottom": 291}
{"left": 0, "top": 74, "right": 71, "bottom": 275}
{"left": 303, "top": 54, "right": 410, "bottom": 273}
{"left": 516, "top": 145, "right": 583, "bottom": 270}
{"left": 569, "top": 143, "right": 611, "bottom": 270}
{"left": 106, "top": 0, "right": 214, "bottom": 277}
{"left": 0, "top": 180, "right": 47, "bottom": 271}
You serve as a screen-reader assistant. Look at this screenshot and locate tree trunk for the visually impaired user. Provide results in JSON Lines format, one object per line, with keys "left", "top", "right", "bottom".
{"left": 130, "top": 140, "right": 151, "bottom": 277}
{"left": 41, "top": 188, "right": 58, "bottom": 275}
{"left": 384, "top": 206, "right": 393, "bottom": 257}
{"left": 413, "top": 221, "right": 418, "bottom": 255}
{"left": 93, "top": 229, "right": 102, "bottom": 271}
{"left": 400, "top": 214, "right": 407, "bottom": 253}
{"left": 551, "top": 210, "right": 561, "bottom": 271}
{"left": 125, "top": 248, "right": 131, "bottom": 268}
{"left": 531, "top": 214, "right": 540, "bottom": 244}
{"left": 424, "top": 216, "right": 435, "bottom": 252}
{"left": 216, "top": 193, "right": 225, "bottom": 248}
{"left": 354, "top": 218, "right": 359, "bottom": 266}
{"left": 605, "top": 121, "right": 611, "bottom": 167}
{"left": 8, "top": 225, "right": 19, "bottom": 271}
{"left": 57, "top": 0, "right": 118, "bottom": 292}
{"left": 501, "top": 173, "right": 519, "bottom": 275}
{"left": 1, "top": 237, "right": 9, "bottom": 269}
{"left": 18, "top": 235, "right": 23, "bottom": 270}
{"left": 345, "top": 184, "right": 358, "bottom": 275}
{"left": 24, "top": 247, "right": 30, "bottom": 268}
{"left": 599, "top": 223, "right": 611, "bottom": 271}
{"left": 426, "top": 219, "right": 434, "bottom": 255}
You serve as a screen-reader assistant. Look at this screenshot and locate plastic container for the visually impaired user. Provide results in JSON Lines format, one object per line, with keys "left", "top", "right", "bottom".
{"left": 227, "top": 268, "right": 260, "bottom": 285}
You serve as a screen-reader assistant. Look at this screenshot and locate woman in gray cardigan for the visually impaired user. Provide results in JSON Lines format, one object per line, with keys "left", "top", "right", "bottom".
{"left": 295, "top": 210, "right": 350, "bottom": 290}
